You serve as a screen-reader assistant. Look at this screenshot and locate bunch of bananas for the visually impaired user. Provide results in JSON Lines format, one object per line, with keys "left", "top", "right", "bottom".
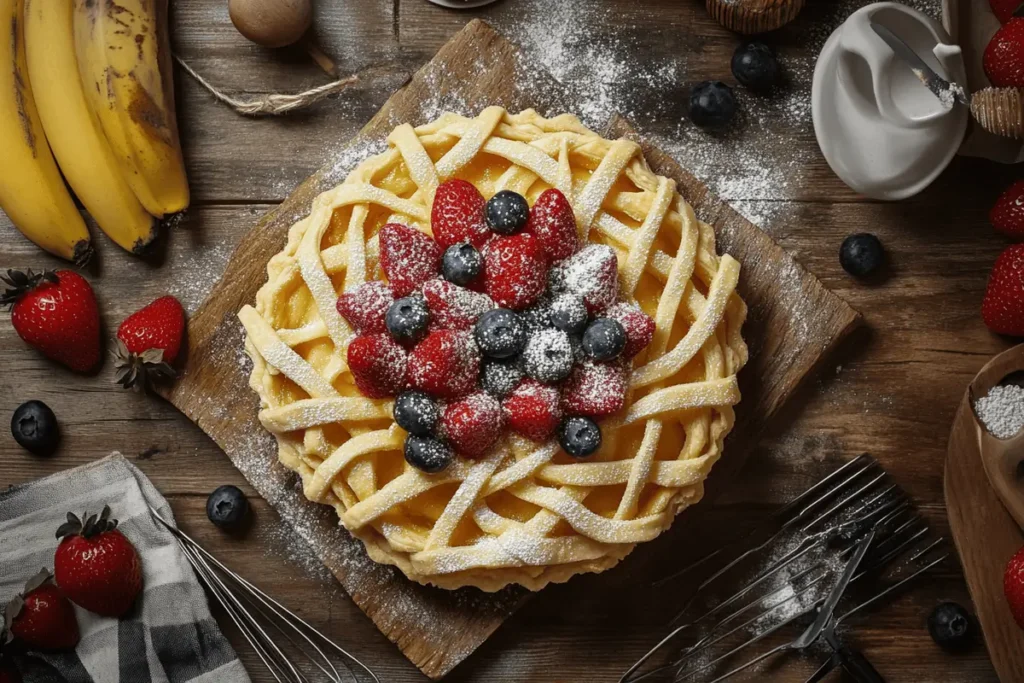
{"left": 0, "top": 0, "right": 189, "bottom": 265}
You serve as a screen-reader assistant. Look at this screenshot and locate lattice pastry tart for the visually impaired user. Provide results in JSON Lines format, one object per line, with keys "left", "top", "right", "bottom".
{"left": 239, "top": 108, "right": 748, "bottom": 592}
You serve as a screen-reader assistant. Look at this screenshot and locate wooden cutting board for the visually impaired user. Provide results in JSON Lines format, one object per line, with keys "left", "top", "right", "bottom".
{"left": 163, "top": 19, "right": 861, "bottom": 679}
{"left": 945, "top": 363, "right": 1024, "bottom": 682}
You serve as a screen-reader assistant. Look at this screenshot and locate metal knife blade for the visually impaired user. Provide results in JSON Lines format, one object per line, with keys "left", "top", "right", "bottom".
{"left": 793, "top": 529, "right": 876, "bottom": 649}
{"left": 870, "top": 22, "right": 970, "bottom": 109}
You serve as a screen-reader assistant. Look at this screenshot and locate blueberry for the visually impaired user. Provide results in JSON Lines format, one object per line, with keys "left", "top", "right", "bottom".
{"left": 521, "top": 329, "right": 574, "bottom": 383}
{"left": 474, "top": 308, "right": 526, "bottom": 359}
{"left": 731, "top": 42, "right": 781, "bottom": 93}
{"left": 485, "top": 191, "right": 530, "bottom": 235}
{"left": 11, "top": 400, "right": 59, "bottom": 456}
{"left": 547, "top": 265, "right": 567, "bottom": 294}
{"left": 404, "top": 435, "right": 453, "bottom": 473}
{"left": 558, "top": 416, "right": 602, "bottom": 458}
{"left": 520, "top": 304, "right": 553, "bottom": 336}
{"left": 206, "top": 485, "right": 249, "bottom": 530}
{"left": 393, "top": 390, "right": 439, "bottom": 436}
{"left": 689, "top": 81, "right": 737, "bottom": 129}
{"left": 927, "top": 602, "right": 973, "bottom": 651}
{"left": 480, "top": 359, "right": 524, "bottom": 399}
{"left": 582, "top": 318, "right": 627, "bottom": 361}
{"left": 839, "top": 233, "right": 885, "bottom": 277}
{"left": 549, "top": 295, "right": 588, "bottom": 336}
{"left": 386, "top": 295, "right": 430, "bottom": 343}
{"left": 442, "top": 243, "right": 482, "bottom": 286}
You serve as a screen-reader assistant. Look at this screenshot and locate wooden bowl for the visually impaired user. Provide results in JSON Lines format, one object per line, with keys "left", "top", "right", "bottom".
{"left": 705, "top": 0, "right": 805, "bottom": 34}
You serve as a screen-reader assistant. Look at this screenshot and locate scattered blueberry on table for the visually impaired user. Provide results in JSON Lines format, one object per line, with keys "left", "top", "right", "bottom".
{"left": 689, "top": 81, "right": 737, "bottom": 129}
{"left": 927, "top": 602, "right": 974, "bottom": 651}
{"left": 10, "top": 400, "right": 60, "bottom": 457}
{"left": 207, "top": 485, "right": 250, "bottom": 530}
{"left": 840, "top": 233, "right": 886, "bottom": 278}
{"left": 731, "top": 42, "right": 781, "bottom": 93}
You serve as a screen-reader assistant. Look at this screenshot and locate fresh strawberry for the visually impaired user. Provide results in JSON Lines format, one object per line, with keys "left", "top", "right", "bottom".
{"left": 1005, "top": 544, "right": 1024, "bottom": 629}
{"left": 54, "top": 507, "right": 142, "bottom": 618}
{"left": 482, "top": 233, "right": 549, "bottom": 310}
{"left": 982, "top": 244, "right": 1024, "bottom": 336}
{"left": 561, "top": 244, "right": 619, "bottom": 314}
{"left": 502, "top": 379, "right": 562, "bottom": 442}
{"left": 407, "top": 330, "right": 481, "bottom": 399}
{"left": 440, "top": 392, "right": 504, "bottom": 457}
{"left": 992, "top": 179, "right": 1024, "bottom": 240}
{"left": 985, "top": 18, "right": 1024, "bottom": 87}
{"left": 0, "top": 270, "right": 100, "bottom": 373}
{"left": 4, "top": 570, "right": 79, "bottom": 651}
{"left": 378, "top": 223, "right": 442, "bottom": 297}
{"left": 336, "top": 281, "right": 394, "bottom": 334}
{"left": 991, "top": 0, "right": 1024, "bottom": 24}
{"left": 347, "top": 334, "right": 408, "bottom": 398}
{"left": 606, "top": 302, "right": 656, "bottom": 359}
{"left": 524, "top": 188, "right": 579, "bottom": 261}
{"left": 422, "top": 279, "right": 494, "bottom": 330}
{"left": 114, "top": 296, "right": 185, "bottom": 391}
{"left": 561, "top": 361, "right": 628, "bottom": 417}
{"left": 431, "top": 179, "right": 491, "bottom": 250}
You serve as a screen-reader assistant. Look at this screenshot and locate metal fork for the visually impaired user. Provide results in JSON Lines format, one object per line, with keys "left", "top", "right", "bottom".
{"left": 149, "top": 507, "right": 380, "bottom": 683}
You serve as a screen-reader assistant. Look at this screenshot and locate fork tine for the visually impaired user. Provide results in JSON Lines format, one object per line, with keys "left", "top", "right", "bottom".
{"left": 803, "top": 472, "right": 888, "bottom": 532}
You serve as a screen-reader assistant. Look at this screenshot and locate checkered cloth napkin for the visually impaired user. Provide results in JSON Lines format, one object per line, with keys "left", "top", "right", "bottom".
{"left": 0, "top": 454, "right": 250, "bottom": 683}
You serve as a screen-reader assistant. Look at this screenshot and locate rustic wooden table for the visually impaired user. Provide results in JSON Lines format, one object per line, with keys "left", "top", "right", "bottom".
{"left": 0, "top": 0, "right": 1019, "bottom": 681}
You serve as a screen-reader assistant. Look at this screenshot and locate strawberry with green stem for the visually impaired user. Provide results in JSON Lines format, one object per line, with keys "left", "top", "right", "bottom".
{"left": 114, "top": 296, "right": 185, "bottom": 391}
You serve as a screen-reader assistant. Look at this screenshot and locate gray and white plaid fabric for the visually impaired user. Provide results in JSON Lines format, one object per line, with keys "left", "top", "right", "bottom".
{"left": 0, "top": 453, "right": 250, "bottom": 683}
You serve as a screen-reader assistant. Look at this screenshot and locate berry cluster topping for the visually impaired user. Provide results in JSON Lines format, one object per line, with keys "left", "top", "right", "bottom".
{"left": 336, "top": 180, "right": 656, "bottom": 473}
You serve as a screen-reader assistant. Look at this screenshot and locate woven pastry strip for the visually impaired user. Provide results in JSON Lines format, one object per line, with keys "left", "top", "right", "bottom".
{"left": 239, "top": 109, "right": 748, "bottom": 591}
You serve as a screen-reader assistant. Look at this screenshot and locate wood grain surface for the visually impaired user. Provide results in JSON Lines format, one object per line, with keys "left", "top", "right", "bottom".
{"left": 945, "top": 351, "right": 1024, "bottom": 682}
{"left": 0, "top": 1, "right": 1018, "bottom": 681}
{"left": 160, "top": 20, "right": 859, "bottom": 678}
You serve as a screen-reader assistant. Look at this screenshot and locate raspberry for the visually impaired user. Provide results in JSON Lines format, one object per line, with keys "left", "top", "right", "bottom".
{"left": 605, "top": 302, "right": 656, "bottom": 359}
{"left": 482, "top": 233, "right": 549, "bottom": 310}
{"left": 336, "top": 281, "right": 394, "bottom": 334}
{"left": 431, "top": 179, "right": 491, "bottom": 250}
{"left": 562, "top": 244, "right": 619, "bottom": 314}
{"left": 406, "top": 330, "right": 481, "bottom": 399}
{"left": 378, "top": 223, "right": 442, "bottom": 297}
{"left": 440, "top": 392, "right": 504, "bottom": 457}
{"left": 503, "top": 379, "right": 562, "bottom": 442}
{"left": 561, "top": 361, "right": 628, "bottom": 417}
{"left": 525, "top": 188, "right": 579, "bottom": 261}
{"left": 347, "top": 334, "right": 408, "bottom": 398}
{"left": 422, "top": 279, "right": 495, "bottom": 331}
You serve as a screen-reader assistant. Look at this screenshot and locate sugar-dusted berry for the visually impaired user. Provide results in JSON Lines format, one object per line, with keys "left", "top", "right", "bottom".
{"left": 378, "top": 223, "right": 442, "bottom": 297}
{"left": 561, "top": 360, "right": 628, "bottom": 417}
{"left": 503, "top": 379, "right": 562, "bottom": 442}
{"left": 605, "top": 302, "right": 656, "bottom": 359}
{"left": 336, "top": 281, "right": 394, "bottom": 334}
{"left": 407, "top": 330, "right": 481, "bottom": 399}
{"left": 483, "top": 233, "right": 549, "bottom": 310}
{"left": 525, "top": 188, "right": 579, "bottom": 261}
{"left": 440, "top": 392, "right": 504, "bottom": 457}
{"left": 422, "top": 279, "right": 495, "bottom": 331}
{"left": 347, "top": 334, "right": 408, "bottom": 398}
{"left": 432, "top": 179, "right": 491, "bottom": 249}
{"left": 562, "top": 244, "right": 618, "bottom": 314}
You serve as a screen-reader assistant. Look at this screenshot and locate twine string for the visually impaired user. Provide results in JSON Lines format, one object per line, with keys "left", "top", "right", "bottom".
{"left": 173, "top": 55, "right": 358, "bottom": 116}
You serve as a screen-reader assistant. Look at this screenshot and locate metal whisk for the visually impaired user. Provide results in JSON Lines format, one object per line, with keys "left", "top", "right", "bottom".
{"left": 149, "top": 507, "right": 380, "bottom": 683}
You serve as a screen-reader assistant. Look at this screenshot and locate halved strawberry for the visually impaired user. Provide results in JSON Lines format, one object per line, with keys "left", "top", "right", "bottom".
{"left": 347, "top": 334, "right": 408, "bottom": 398}
{"left": 525, "top": 188, "right": 579, "bottom": 261}
{"left": 422, "top": 279, "right": 495, "bottom": 330}
{"left": 407, "top": 330, "right": 481, "bottom": 399}
{"left": 984, "top": 18, "right": 1024, "bottom": 87}
{"left": 482, "top": 233, "right": 549, "bottom": 310}
{"left": 561, "top": 244, "right": 619, "bottom": 314}
{"left": 431, "top": 179, "right": 491, "bottom": 250}
{"left": 561, "top": 361, "right": 628, "bottom": 417}
{"left": 440, "top": 392, "right": 504, "bottom": 457}
{"left": 992, "top": 180, "right": 1024, "bottom": 240}
{"left": 982, "top": 243, "right": 1024, "bottom": 336}
{"left": 503, "top": 379, "right": 562, "bottom": 442}
{"left": 378, "top": 223, "right": 442, "bottom": 297}
{"left": 336, "top": 281, "right": 394, "bottom": 334}
{"left": 606, "top": 302, "right": 656, "bottom": 359}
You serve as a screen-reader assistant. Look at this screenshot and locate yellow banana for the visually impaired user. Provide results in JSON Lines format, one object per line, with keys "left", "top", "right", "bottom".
{"left": 24, "top": 0, "right": 157, "bottom": 254}
{"left": 0, "top": 0, "right": 92, "bottom": 265}
{"left": 73, "top": 0, "right": 189, "bottom": 218}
